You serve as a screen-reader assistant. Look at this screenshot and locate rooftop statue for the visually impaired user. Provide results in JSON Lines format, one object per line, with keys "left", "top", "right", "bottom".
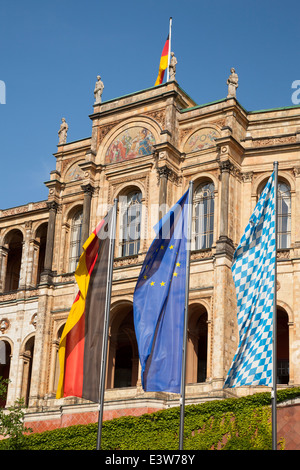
{"left": 227, "top": 67, "right": 238, "bottom": 98}
{"left": 94, "top": 75, "right": 104, "bottom": 104}
{"left": 169, "top": 52, "right": 177, "bottom": 81}
{"left": 58, "top": 117, "right": 68, "bottom": 144}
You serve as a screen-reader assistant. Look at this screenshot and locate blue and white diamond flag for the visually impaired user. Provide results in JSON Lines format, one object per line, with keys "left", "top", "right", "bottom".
{"left": 224, "top": 171, "right": 276, "bottom": 388}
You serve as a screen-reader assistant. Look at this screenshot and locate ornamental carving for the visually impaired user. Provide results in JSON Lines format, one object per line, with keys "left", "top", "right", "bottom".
{"left": 30, "top": 313, "right": 38, "bottom": 329}
{"left": 254, "top": 135, "right": 297, "bottom": 147}
{"left": 143, "top": 109, "right": 166, "bottom": 129}
{"left": 191, "top": 249, "right": 213, "bottom": 261}
{"left": 0, "top": 318, "right": 9, "bottom": 334}
{"left": 277, "top": 250, "right": 290, "bottom": 259}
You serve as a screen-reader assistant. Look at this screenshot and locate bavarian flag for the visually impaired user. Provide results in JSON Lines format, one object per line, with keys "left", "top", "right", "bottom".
{"left": 56, "top": 208, "right": 113, "bottom": 403}
{"left": 133, "top": 189, "right": 191, "bottom": 393}
{"left": 155, "top": 35, "right": 169, "bottom": 86}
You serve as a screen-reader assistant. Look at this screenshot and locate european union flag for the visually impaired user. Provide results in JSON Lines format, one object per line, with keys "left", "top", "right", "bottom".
{"left": 133, "top": 189, "right": 191, "bottom": 393}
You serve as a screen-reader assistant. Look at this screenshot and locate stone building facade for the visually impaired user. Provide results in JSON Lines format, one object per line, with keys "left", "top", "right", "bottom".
{"left": 0, "top": 79, "right": 299, "bottom": 427}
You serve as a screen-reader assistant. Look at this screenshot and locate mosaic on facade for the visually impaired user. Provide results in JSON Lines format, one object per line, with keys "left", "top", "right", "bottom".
{"left": 184, "top": 127, "right": 219, "bottom": 153}
{"left": 105, "top": 127, "right": 155, "bottom": 163}
{"left": 65, "top": 163, "right": 84, "bottom": 182}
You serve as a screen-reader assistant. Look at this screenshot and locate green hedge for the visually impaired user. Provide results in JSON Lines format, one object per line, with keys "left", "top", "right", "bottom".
{"left": 1, "top": 387, "right": 300, "bottom": 450}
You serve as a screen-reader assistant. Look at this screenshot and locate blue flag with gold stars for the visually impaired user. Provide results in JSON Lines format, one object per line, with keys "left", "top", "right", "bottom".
{"left": 133, "top": 189, "right": 191, "bottom": 393}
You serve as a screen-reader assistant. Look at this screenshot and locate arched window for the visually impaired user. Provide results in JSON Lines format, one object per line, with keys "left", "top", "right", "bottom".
{"left": 20, "top": 336, "right": 35, "bottom": 406}
{"left": 69, "top": 210, "right": 83, "bottom": 272}
{"left": 0, "top": 340, "right": 12, "bottom": 407}
{"left": 258, "top": 179, "right": 291, "bottom": 250}
{"left": 277, "top": 307, "right": 289, "bottom": 384}
{"left": 120, "top": 191, "right": 142, "bottom": 257}
{"left": 35, "top": 223, "right": 48, "bottom": 285}
{"left": 186, "top": 304, "right": 208, "bottom": 384}
{"left": 4, "top": 230, "right": 23, "bottom": 292}
{"left": 107, "top": 303, "right": 139, "bottom": 389}
{"left": 277, "top": 182, "right": 291, "bottom": 249}
{"left": 193, "top": 182, "right": 215, "bottom": 250}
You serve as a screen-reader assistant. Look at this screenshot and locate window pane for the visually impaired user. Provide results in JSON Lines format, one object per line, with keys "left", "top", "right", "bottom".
{"left": 193, "top": 182, "right": 214, "bottom": 250}
{"left": 69, "top": 211, "right": 83, "bottom": 272}
{"left": 121, "top": 191, "right": 142, "bottom": 257}
{"left": 277, "top": 182, "right": 291, "bottom": 249}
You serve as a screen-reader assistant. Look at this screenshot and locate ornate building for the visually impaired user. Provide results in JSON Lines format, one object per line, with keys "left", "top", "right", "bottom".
{"left": 0, "top": 74, "right": 299, "bottom": 430}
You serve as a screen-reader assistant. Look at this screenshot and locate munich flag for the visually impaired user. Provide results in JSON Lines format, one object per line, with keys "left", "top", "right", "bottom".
{"left": 56, "top": 208, "right": 113, "bottom": 403}
{"left": 155, "top": 35, "right": 169, "bottom": 86}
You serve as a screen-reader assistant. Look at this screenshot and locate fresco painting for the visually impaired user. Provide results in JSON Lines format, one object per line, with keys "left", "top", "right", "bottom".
{"left": 105, "top": 127, "right": 155, "bottom": 163}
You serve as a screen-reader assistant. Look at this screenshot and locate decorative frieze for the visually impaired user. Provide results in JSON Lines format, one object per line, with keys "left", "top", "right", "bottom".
{"left": 191, "top": 249, "right": 213, "bottom": 261}
{"left": 254, "top": 135, "right": 297, "bottom": 147}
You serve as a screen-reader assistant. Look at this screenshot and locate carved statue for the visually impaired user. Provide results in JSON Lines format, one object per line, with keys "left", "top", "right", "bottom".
{"left": 58, "top": 118, "right": 68, "bottom": 144}
{"left": 94, "top": 75, "right": 104, "bottom": 104}
{"left": 169, "top": 52, "right": 177, "bottom": 81}
{"left": 227, "top": 67, "right": 238, "bottom": 98}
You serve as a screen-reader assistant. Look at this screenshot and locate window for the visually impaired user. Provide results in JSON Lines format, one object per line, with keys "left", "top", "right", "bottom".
{"left": 120, "top": 191, "right": 142, "bottom": 257}
{"left": 277, "top": 182, "right": 291, "bottom": 249}
{"left": 193, "top": 182, "right": 215, "bottom": 250}
{"left": 69, "top": 210, "right": 83, "bottom": 272}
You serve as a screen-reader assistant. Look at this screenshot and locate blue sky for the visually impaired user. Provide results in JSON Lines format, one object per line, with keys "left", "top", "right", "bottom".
{"left": 1, "top": 0, "right": 300, "bottom": 209}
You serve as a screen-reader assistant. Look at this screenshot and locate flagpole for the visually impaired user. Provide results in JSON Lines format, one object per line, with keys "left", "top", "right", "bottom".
{"left": 272, "top": 162, "right": 278, "bottom": 450}
{"left": 96, "top": 199, "right": 118, "bottom": 450}
{"left": 166, "top": 17, "right": 172, "bottom": 82}
{"left": 179, "top": 180, "right": 193, "bottom": 450}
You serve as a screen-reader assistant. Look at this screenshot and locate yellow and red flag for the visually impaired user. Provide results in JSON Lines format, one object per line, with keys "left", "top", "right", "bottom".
{"left": 155, "top": 35, "right": 170, "bottom": 86}
{"left": 56, "top": 208, "right": 113, "bottom": 403}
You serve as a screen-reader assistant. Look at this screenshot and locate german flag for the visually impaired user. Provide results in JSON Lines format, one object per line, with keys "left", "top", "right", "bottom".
{"left": 155, "top": 35, "right": 169, "bottom": 86}
{"left": 56, "top": 208, "right": 113, "bottom": 403}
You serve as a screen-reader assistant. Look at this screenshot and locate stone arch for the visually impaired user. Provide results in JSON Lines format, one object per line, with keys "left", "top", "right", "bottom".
{"left": 190, "top": 175, "right": 217, "bottom": 251}
{"left": 113, "top": 184, "right": 144, "bottom": 258}
{"left": 276, "top": 305, "right": 290, "bottom": 384}
{"left": 32, "top": 222, "right": 48, "bottom": 285}
{"left": 253, "top": 170, "right": 295, "bottom": 197}
{"left": 64, "top": 203, "right": 84, "bottom": 224}
{"left": 19, "top": 333, "right": 35, "bottom": 406}
{"left": 0, "top": 338, "right": 13, "bottom": 406}
{"left": 254, "top": 172, "right": 292, "bottom": 249}
{"left": 192, "top": 172, "right": 219, "bottom": 191}
{"left": 50, "top": 322, "right": 65, "bottom": 396}
{"left": 186, "top": 302, "right": 209, "bottom": 384}
{"left": 2, "top": 229, "right": 24, "bottom": 292}
{"left": 2, "top": 227, "right": 25, "bottom": 245}
{"left": 62, "top": 204, "right": 84, "bottom": 273}
{"left": 107, "top": 300, "right": 139, "bottom": 389}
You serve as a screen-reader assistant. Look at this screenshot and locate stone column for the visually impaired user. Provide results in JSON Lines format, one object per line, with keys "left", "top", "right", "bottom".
{"left": 219, "top": 160, "right": 231, "bottom": 239}
{"left": 18, "top": 221, "right": 32, "bottom": 289}
{"left": 81, "top": 184, "right": 95, "bottom": 247}
{"left": 0, "top": 246, "right": 9, "bottom": 293}
{"left": 157, "top": 166, "right": 171, "bottom": 220}
{"left": 26, "top": 239, "right": 40, "bottom": 287}
{"left": 213, "top": 159, "right": 236, "bottom": 386}
{"left": 41, "top": 201, "right": 58, "bottom": 283}
{"left": 216, "top": 160, "right": 235, "bottom": 256}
